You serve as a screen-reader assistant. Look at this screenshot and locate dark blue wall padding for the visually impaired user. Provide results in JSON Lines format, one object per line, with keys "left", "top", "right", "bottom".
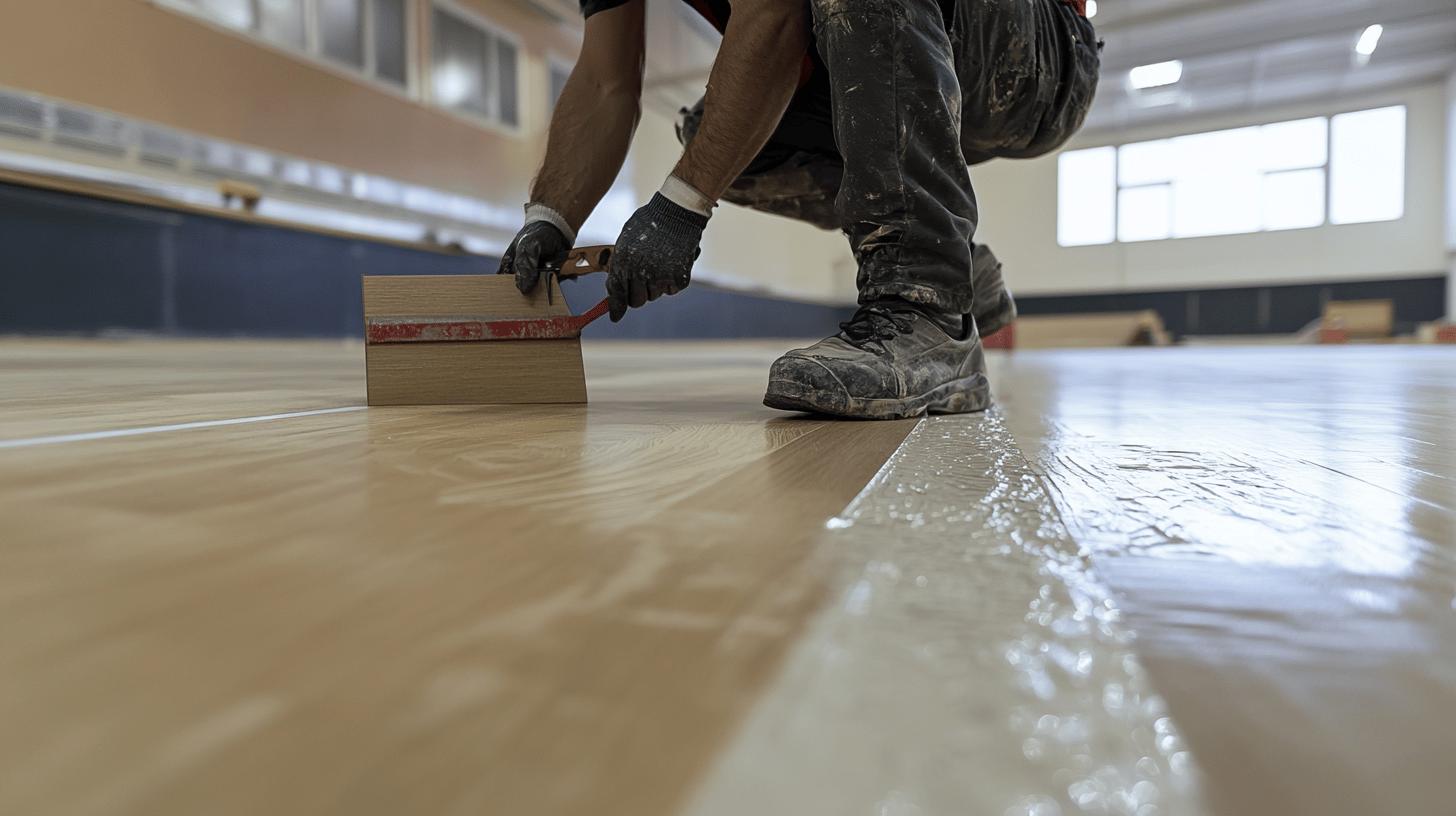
{"left": 1, "top": 179, "right": 1444, "bottom": 340}
{"left": 0, "top": 181, "right": 480, "bottom": 337}
{"left": 1016, "top": 275, "right": 1447, "bottom": 338}
{"left": 0, "top": 180, "right": 854, "bottom": 339}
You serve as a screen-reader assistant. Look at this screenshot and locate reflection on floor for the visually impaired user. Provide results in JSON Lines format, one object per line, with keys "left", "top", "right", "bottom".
{"left": 0, "top": 340, "right": 1451, "bottom": 816}
{"left": 993, "top": 347, "right": 1456, "bottom": 816}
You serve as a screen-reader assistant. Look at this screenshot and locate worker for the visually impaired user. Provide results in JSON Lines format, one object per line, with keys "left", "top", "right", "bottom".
{"left": 499, "top": 0, "right": 1101, "bottom": 419}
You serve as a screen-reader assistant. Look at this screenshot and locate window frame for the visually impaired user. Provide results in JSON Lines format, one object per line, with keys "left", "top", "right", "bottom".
{"left": 425, "top": 0, "right": 525, "bottom": 136}
{"left": 152, "top": 0, "right": 419, "bottom": 101}
{"left": 1057, "top": 104, "right": 1407, "bottom": 247}
{"left": 546, "top": 53, "right": 574, "bottom": 113}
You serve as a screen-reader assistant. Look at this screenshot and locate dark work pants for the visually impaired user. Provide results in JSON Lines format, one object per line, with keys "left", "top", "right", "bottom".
{"left": 680, "top": 0, "right": 1100, "bottom": 314}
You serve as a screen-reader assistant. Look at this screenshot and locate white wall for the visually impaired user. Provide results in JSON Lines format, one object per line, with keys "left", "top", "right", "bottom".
{"left": 973, "top": 83, "right": 1451, "bottom": 297}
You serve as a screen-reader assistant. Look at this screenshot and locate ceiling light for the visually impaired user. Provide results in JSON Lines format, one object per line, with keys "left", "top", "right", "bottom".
{"left": 1129, "top": 60, "right": 1184, "bottom": 90}
{"left": 432, "top": 63, "right": 476, "bottom": 107}
{"left": 1355, "top": 24, "right": 1384, "bottom": 57}
{"left": 1086, "top": 0, "right": 1098, "bottom": 18}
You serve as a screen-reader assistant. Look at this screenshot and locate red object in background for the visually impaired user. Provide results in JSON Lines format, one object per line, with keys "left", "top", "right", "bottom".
{"left": 1436, "top": 325, "right": 1456, "bottom": 344}
{"left": 983, "top": 323, "right": 1016, "bottom": 350}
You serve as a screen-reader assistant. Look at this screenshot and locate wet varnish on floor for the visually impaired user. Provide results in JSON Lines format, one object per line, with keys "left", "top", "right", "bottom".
{"left": 993, "top": 347, "right": 1456, "bottom": 816}
{"left": 1, "top": 340, "right": 1452, "bottom": 816}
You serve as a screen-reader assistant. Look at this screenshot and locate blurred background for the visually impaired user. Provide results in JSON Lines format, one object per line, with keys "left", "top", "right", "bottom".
{"left": 0, "top": 0, "right": 1452, "bottom": 342}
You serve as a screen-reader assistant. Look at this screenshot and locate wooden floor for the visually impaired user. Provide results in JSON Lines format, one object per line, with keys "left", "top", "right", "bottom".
{"left": 2, "top": 339, "right": 1453, "bottom": 816}
{"left": 0, "top": 339, "right": 914, "bottom": 816}
{"left": 993, "top": 346, "right": 1456, "bottom": 816}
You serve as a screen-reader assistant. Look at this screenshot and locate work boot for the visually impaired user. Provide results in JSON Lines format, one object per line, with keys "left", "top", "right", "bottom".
{"left": 972, "top": 243, "right": 1017, "bottom": 338}
{"left": 763, "top": 300, "right": 991, "bottom": 420}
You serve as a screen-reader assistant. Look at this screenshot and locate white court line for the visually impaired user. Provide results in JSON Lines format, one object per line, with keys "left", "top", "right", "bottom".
{"left": 0, "top": 406, "right": 368, "bottom": 450}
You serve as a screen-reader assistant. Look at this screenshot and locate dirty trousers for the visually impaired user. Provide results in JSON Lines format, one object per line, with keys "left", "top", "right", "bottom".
{"left": 680, "top": 0, "right": 1101, "bottom": 315}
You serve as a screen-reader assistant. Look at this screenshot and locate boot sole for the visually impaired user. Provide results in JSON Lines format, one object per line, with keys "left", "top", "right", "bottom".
{"left": 764, "top": 372, "right": 992, "bottom": 420}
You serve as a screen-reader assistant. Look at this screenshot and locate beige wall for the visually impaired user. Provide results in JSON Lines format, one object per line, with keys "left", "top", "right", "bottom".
{"left": 0, "top": 0, "right": 578, "bottom": 201}
{"left": 972, "top": 83, "right": 1451, "bottom": 296}
{"left": 0, "top": 0, "right": 857, "bottom": 302}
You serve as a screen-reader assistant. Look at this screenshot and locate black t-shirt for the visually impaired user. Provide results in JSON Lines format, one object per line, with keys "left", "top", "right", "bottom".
{"left": 582, "top": 0, "right": 731, "bottom": 27}
{"left": 580, "top": 0, "right": 836, "bottom": 157}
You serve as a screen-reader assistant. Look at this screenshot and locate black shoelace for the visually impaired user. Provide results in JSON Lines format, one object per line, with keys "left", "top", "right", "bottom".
{"left": 838, "top": 305, "right": 914, "bottom": 350}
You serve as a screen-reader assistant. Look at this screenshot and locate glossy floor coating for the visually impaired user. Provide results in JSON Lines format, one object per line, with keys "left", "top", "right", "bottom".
{"left": 994, "top": 347, "right": 1456, "bottom": 816}
{"left": 1, "top": 340, "right": 1452, "bottom": 816}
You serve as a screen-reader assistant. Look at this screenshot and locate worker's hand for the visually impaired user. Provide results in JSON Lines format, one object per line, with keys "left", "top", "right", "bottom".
{"left": 607, "top": 194, "right": 708, "bottom": 322}
{"left": 498, "top": 220, "right": 572, "bottom": 295}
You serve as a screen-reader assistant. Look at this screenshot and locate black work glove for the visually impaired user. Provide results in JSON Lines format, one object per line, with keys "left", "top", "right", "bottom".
{"left": 607, "top": 193, "right": 709, "bottom": 322}
{"left": 498, "top": 220, "right": 571, "bottom": 295}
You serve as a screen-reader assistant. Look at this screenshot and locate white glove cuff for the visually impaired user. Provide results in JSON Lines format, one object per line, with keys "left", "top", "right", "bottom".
{"left": 523, "top": 202, "right": 577, "bottom": 246}
{"left": 659, "top": 175, "right": 715, "bottom": 218}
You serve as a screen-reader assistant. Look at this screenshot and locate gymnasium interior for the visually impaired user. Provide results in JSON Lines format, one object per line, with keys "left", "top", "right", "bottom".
{"left": 1, "top": 1, "right": 1453, "bottom": 814}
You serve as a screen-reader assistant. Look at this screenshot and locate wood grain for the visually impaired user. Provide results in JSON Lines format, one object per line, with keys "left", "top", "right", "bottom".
{"left": 363, "top": 275, "right": 587, "bottom": 405}
{"left": 0, "top": 339, "right": 916, "bottom": 816}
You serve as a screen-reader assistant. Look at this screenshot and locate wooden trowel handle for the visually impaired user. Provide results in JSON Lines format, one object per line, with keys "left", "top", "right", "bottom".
{"left": 554, "top": 245, "right": 613, "bottom": 280}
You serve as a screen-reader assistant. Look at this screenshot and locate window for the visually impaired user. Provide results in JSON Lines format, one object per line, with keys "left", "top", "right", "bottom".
{"left": 197, "top": 0, "right": 254, "bottom": 29}
{"left": 1057, "top": 147, "right": 1116, "bottom": 247}
{"left": 158, "top": 0, "right": 411, "bottom": 90}
{"left": 372, "top": 0, "right": 409, "bottom": 86}
{"left": 1330, "top": 106, "right": 1406, "bottom": 225}
{"left": 318, "top": 0, "right": 365, "bottom": 69}
{"left": 548, "top": 60, "right": 571, "bottom": 110}
{"left": 258, "top": 0, "right": 307, "bottom": 48}
{"left": 1057, "top": 106, "right": 1406, "bottom": 246}
{"left": 430, "top": 4, "right": 520, "bottom": 128}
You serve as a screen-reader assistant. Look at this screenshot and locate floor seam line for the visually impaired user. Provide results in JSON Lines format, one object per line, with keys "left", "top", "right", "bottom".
{"left": 0, "top": 405, "right": 368, "bottom": 450}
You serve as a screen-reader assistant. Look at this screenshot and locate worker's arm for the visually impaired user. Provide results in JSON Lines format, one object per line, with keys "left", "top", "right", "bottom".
{"left": 606, "top": 0, "right": 810, "bottom": 321}
{"left": 500, "top": 1, "right": 646, "bottom": 294}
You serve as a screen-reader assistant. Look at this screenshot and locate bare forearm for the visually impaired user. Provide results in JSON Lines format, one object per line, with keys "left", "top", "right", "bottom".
{"left": 531, "top": 77, "right": 640, "bottom": 232}
{"left": 528, "top": 1, "right": 645, "bottom": 232}
{"left": 673, "top": 3, "right": 808, "bottom": 201}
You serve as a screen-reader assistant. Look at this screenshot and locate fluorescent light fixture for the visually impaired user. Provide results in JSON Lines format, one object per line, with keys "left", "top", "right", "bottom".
{"left": 1129, "top": 60, "right": 1184, "bottom": 90}
{"left": 1086, "top": 0, "right": 1098, "bottom": 18}
{"left": 1355, "top": 24, "right": 1384, "bottom": 57}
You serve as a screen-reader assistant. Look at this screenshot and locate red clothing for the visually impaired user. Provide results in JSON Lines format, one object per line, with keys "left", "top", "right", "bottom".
{"left": 1065, "top": 0, "right": 1088, "bottom": 15}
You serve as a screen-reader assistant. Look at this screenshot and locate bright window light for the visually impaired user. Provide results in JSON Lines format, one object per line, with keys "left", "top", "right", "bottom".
{"left": 432, "top": 62, "right": 476, "bottom": 108}
{"left": 1262, "top": 169, "right": 1326, "bottom": 231}
{"left": 1257, "top": 117, "right": 1328, "bottom": 172}
{"left": 1355, "top": 24, "right": 1384, "bottom": 57}
{"left": 1057, "top": 147, "right": 1117, "bottom": 247}
{"left": 1119, "top": 139, "right": 1176, "bottom": 187}
{"left": 1055, "top": 105, "right": 1404, "bottom": 245}
{"left": 1171, "top": 127, "right": 1263, "bottom": 238}
{"left": 1119, "top": 185, "right": 1172, "bottom": 243}
{"left": 1330, "top": 106, "right": 1405, "bottom": 224}
{"left": 1129, "top": 60, "right": 1184, "bottom": 90}
{"left": 1086, "top": 0, "right": 1098, "bottom": 18}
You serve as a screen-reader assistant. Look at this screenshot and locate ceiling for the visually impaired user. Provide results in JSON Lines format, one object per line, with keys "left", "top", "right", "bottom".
{"left": 1085, "top": 0, "right": 1456, "bottom": 135}
{"left": 637, "top": 0, "right": 1456, "bottom": 138}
